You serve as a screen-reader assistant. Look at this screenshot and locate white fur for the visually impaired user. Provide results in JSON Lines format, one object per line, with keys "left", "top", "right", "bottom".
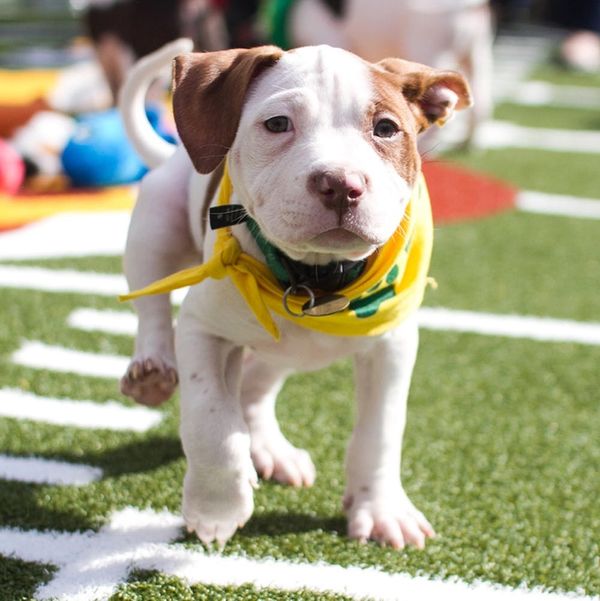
{"left": 290, "top": 0, "right": 492, "bottom": 143}
{"left": 120, "top": 43, "right": 436, "bottom": 549}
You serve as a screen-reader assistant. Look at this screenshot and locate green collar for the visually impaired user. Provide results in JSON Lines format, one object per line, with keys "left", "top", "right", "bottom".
{"left": 245, "top": 217, "right": 366, "bottom": 292}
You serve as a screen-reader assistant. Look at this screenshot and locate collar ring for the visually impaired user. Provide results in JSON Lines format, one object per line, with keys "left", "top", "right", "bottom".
{"left": 283, "top": 284, "right": 315, "bottom": 317}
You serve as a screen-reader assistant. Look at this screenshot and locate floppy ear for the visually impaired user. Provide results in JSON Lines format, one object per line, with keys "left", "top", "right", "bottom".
{"left": 377, "top": 58, "right": 473, "bottom": 131}
{"left": 172, "top": 46, "right": 283, "bottom": 173}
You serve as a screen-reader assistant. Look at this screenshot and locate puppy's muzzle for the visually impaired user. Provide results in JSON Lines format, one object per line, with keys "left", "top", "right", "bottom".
{"left": 308, "top": 169, "right": 367, "bottom": 222}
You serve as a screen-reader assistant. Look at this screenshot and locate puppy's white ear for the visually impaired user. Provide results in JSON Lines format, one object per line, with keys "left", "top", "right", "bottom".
{"left": 377, "top": 58, "right": 473, "bottom": 131}
{"left": 172, "top": 46, "right": 283, "bottom": 173}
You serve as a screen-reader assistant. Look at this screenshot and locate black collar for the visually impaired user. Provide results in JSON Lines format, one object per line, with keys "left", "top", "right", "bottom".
{"left": 209, "top": 204, "right": 367, "bottom": 292}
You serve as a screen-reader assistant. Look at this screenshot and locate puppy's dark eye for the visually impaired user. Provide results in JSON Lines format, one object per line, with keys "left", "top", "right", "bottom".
{"left": 264, "top": 116, "right": 292, "bottom": 133}
{"left": 373, "top": 118, "right": 400, "bottom": 138}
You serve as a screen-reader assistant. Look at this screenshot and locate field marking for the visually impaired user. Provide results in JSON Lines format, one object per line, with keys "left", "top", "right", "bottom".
{"left": 0, "top": 265, "right": 188, "bottom": 303}
{"left": 418, "top": 307, "right": 600, "bottom": 346}
{"left": 505, "top": 80, "right": 600, "bottom": 110}
{"left": 474, "top": 121, "right": 600, "bottom": 154}
{"left": 0, "top": 388, "right": 162, "bottom": 432}
{"left": 516, "top": 191, "right": 600, "bottom": 219}
{"left": 12, "top": 341, "right": 129, "bottom": 379}
{"left": 68, "top": 308, "right": 138, "bottom": 335}
{"left": 0, "top": 212, "right": 130, "bottom": 260}
{"left": 67, "top": 307, "right": 600, "bottom": 346}
{"left": 0, "top": 506, "right": 593, "bottom": 601}
{"left": 0, "top": 454, "right": 102, "bottom": 486}
{"left": 0, "top": 265, "right": 126, "bottom": 296}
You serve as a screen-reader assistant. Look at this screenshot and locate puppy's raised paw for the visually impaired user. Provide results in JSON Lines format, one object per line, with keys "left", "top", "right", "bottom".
{"left": 120, "top": 357, "right": 178, "bottom": 406}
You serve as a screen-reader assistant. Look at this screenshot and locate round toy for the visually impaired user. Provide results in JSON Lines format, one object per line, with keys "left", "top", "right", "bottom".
{"left": 61, "top": 104, "right": 175, "bottom": 188}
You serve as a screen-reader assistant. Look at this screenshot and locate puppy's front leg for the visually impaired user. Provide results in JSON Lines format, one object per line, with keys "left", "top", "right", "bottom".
{"left": 176, "top": 309, "right": 257, "bottom": 548}
{"left": 345, "top": 315, "right": 435, "bottom": 549}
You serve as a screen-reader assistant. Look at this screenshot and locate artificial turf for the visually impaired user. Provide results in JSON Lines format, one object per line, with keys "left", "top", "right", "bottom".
{"left": 1, "top": 61, "right": 599, "bottom": 600}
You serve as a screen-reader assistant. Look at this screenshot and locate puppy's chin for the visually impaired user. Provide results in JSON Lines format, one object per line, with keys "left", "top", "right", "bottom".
{"left": 277, "top": 229, "right": 379, "bottom": 265}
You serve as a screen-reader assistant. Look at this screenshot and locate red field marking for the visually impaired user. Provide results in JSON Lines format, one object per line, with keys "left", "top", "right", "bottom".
{"left": 423, "top": 161, "right": 517, "bottom": 224}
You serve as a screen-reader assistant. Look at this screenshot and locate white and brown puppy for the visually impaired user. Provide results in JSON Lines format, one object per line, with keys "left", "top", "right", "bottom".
{"left": 119, "top": 39, "right": 471, "bottom": 548}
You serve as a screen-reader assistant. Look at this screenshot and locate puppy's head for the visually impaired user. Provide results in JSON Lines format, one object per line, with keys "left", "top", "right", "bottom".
{"left": 173, "top": 45, "right": 471, "bottom": 264}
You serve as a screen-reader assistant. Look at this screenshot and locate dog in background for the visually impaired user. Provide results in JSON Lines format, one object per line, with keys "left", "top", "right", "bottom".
{"left": 78, "top": 0, "right": 226, "bottom": 103}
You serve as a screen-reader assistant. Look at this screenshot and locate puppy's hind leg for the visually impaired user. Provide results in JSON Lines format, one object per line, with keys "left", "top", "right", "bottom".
{"left": 240, "top": 354, "right": 316, "bottom": 487}
{"left": 121, "top": 150, "right": 199, "bottom": 406}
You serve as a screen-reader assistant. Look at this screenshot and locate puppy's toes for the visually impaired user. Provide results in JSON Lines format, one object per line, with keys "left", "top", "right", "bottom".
{"left": 250, "top": 433, "right": 316, "bottom": 487}
{"left": 120, "top": 357, "right": 178, "bottom": 406}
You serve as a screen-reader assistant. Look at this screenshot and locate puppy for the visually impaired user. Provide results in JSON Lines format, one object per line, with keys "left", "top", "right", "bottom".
{"left": 119, "top": 39, "right": 471, "bottom": 548}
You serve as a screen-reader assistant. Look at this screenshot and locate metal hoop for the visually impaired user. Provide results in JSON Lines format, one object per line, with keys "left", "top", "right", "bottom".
{"left": 282, "top": 284, "right": 315, "bottom": 317}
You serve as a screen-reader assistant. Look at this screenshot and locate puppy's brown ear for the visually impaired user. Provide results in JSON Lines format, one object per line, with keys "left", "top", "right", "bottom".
{"left": 172, "top": 46, "right": 283, "bottom": 173}
{"left": 377, "top": 58, "right": 473, "bottom": 131}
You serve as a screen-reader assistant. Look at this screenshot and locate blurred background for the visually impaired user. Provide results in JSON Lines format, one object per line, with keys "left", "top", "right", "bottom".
{"left": 0, "top": 0, "right": 599, "bottom": 201}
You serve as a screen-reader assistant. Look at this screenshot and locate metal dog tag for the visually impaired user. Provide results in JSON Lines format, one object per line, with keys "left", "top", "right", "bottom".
{"left": 302, "top": 294, "right": 350, "bottom": 316}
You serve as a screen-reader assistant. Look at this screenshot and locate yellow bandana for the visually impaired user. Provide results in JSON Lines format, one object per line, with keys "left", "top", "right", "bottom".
{"left": 120, "top": 164, "right": 434, "bottom": 340}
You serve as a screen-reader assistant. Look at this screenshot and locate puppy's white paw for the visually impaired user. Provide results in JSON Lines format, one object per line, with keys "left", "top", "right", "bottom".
{"left": 343, "top": 485, "right": 435, "bottom": 549}
{"left": 120, "top": 355, "right": 178, "bottom": 406}
{"left": 182, "top": 467, "right": 257, "bottom": 549}
{"left": 251, "top": 429, "right": 315, "bottom": 487}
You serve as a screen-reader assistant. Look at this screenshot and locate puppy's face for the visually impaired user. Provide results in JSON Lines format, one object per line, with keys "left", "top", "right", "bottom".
{"left": 173, "top": 45, "right": 471, "bottom": 264}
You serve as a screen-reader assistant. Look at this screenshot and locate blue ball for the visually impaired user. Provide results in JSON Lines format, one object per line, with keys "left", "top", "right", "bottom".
{"left": 61, "top": 105, "right": 175, "bottom": 188}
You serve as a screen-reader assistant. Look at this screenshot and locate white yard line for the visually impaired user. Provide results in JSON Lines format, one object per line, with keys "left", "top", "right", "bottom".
{"left": 0, "top": 388, "right": 161, "bottom": 432}
{"left": 418, "top": 308, "right": 600, "bottom": 345}
{"left": 0, "top": 212, "right": 130, "bottom": 260}
{"left": 12, "top": 341, "right": 129, "bottom": 379}
{"left": 0, "top": 265, "right": 126, "bottom": 296}
{"left": 68, "top": 308, "right": 138, "bottom": 335}
{"left": 474, "top": 120, "right": 600, "bottom": 154}
{"left": 66, "top": 307, "right": 600, "bottom": 346}
{"left": 516, "top": 191, "right": 600, "bottom": 219}
{"left": 0, "top": 265, "right": 187, "bottom": 304}
{"left": 504, "top": 80, "right": 600, "bottom": 110}
{"left": 0, "top": 454, "right": 102, "bottom": 486}
{"left": 0, "top": 507, "right": 593, "bottom": 601}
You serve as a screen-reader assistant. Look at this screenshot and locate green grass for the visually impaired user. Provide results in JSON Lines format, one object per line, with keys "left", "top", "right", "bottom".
{"left": 1, "top": 276, "right": 599, "bottom": 597}
{"left": 428, "top": 211, "right": 600, "bottom": 320}
{"left": 114, "top": 571, "right": 355, "bottom": 601}
{"left": 442, "top": 148, "right": 600, "bottom": 198}
{"left": 530, "top": 64, "right": 600, "bottom": 87}
{"left": 494, "top": 102, "right": 600, "bottom": 130}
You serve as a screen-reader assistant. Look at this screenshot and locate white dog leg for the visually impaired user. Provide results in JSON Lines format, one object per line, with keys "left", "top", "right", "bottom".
{"left": 121, "top": 150, "right": 199, "bottom": 405}
{"left": 344, "top": 315, "right": 435, "bottom": 549}
{"left": 240, "top": 354, "right": 316, "bottom": 487}
{"left": 177, "top": 313, "right": 257, "bottom": 548}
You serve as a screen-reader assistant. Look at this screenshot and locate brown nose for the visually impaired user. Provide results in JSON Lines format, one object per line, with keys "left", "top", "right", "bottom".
{"left": 309, "top": 170, "right": 366, "bottom": 220}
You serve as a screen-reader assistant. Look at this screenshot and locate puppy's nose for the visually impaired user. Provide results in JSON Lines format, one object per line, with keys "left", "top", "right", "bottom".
{"left": 309, "top": 170, "right": 366, "bottom": 219}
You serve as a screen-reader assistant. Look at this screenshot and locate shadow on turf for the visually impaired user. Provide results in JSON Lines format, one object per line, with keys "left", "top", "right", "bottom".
{"left": 236, "top": 512, "right": 346, "bottom": 539}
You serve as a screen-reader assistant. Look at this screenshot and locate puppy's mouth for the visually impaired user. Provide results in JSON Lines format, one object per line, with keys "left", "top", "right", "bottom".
{"left": 310, "top": 227, "right": 375, "bottom": 250}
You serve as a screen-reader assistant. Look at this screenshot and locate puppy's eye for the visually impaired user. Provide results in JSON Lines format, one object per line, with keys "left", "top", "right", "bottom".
{"left": 373, "top": 118, "right": 400, "bottom": 138}
{"left": 264, "top": 116, "right": 292, "bottom": 133}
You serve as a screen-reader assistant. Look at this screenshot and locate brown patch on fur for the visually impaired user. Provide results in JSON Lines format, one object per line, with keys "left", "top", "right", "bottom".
{"left": 367, "top": 66, "right": 422, "bottom": 186}
{"left": 377, "top": 58, "right": 472, "bottom": 129}
{"left": 172, "top": 46, "right": 284, "bottom": 174}
{"left": 367, "top": 59, "right": 472, "bottom": 185}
